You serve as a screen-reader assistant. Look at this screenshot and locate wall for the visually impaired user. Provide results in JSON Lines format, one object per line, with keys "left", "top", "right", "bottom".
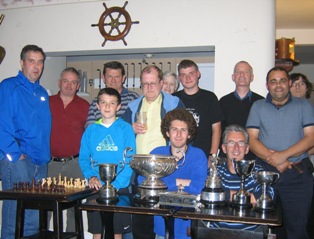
{"left": 0, "top": 0, "right": 275, "bottom": 98}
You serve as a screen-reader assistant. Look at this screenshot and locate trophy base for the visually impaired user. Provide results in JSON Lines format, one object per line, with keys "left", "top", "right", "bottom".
{"left": 230, "top": 202, "right": 253, "bottom": 210}
{"left": 158, "top": 191, "right": 200, "bottom": 209}
{"left": 231, "top": 192, "right": 252, "bottom": 208}
{"left": 138, "top": 186, "right": 167, "bottom": 197}
{"left": 201, "top": 199, "right": 227, "bottom": 208}
{"left": 133, "top": 194, "right": 159, "bottom": 208}
{"left": 200, "top": 188, "right": 226, "bottom": 208}
{"left": 254, "top": 200, "right": 275, "bottom": 211}
{"left": 96, "top": 196, "right": 119, "bottom": 205}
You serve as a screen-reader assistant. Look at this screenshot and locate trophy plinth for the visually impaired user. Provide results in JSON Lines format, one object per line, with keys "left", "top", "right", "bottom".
{"left": 201, "top": 154, "right": 226, "bottom": 208}
{"left": 125, "top": 149, "right": 185, "bottom": 207}
{"left": 231, "top": 159, "right": 255, "bottom": 209}
{"left": 97, "top": 160, "right": 125, "bottom": 204}
{"left": 254, "top": 171, "right": 279, "bottom": 211}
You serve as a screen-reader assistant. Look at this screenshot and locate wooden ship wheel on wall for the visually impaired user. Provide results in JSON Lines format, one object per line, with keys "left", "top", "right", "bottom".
{"left": 91, "top": 1, "right": 139, "bottom": 46}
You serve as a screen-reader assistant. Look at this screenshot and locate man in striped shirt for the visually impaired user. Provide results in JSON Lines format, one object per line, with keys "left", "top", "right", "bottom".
{"left": 194, "top": 125, "right": 274, "bottom": 237}
{"left": 85, "top": 61, "right": 139, "bottom": 128}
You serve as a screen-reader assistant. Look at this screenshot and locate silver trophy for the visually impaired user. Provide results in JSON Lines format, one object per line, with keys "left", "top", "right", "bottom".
{"left": 254, "top": 171, "right": 279, "bottom": 211}
{"left": 125, "top": 147, "right": 185, "bottom": 206}
{"left": 97, "top": 153, "right": 126, "bottom": 204}
{"left": 201, "top": 154, "right": 226, "bottom": 208}
{"left": 231, "top": 159, "right": 255, "bottom": 208}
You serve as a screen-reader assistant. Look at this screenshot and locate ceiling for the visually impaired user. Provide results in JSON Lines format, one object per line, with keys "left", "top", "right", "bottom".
{"left": 276, "top": 0, "right": 314, "bottom": 64}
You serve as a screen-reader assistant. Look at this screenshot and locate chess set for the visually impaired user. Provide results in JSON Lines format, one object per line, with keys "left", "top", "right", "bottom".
{"left": 12, "top": 174, "right": 87, "bottom": 194}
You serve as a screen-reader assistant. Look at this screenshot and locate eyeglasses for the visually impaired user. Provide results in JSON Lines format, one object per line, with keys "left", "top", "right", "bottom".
{"left": 224, "top": 140, "right": 247, "bottom": 147}
{"left": 141, "top": 82, "right": 159, "bottom": 88}
{"left": 291, "top": 82, "right": 306, "bottom": 88}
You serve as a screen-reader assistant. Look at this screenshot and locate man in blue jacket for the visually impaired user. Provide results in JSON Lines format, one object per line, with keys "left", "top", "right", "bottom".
{"left": 122, "top": 65, "right": 185, "bottom": 239}
{"left": 0, "top": 45, "right": 52, "bottom": 239}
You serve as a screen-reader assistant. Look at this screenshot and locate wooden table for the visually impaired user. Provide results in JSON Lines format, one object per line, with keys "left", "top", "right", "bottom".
{"left": 175, "top": 205, "right": 282, "bottom": 226}
{"left": 79, "top": 194, "right": 174, "bottom": 239}
{"left": 0, "top": 187, "right": 96, "bottom": 239}
{"left": 79, "top": 194, "right": 282, "bottom": 239}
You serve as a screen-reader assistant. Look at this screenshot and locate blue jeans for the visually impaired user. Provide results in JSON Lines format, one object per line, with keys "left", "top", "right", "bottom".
{"left": 1, "top": 157, "right": 47, "bottom": 239}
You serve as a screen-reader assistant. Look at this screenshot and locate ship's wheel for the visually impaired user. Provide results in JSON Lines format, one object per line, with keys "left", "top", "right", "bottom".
{"left": 92, "top": 1, "right": 139, "bottom": 46}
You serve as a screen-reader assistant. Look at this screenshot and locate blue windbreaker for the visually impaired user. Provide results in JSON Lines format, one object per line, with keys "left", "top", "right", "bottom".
{"left": 0, "top": 71, "right": 51, "bottom": 165}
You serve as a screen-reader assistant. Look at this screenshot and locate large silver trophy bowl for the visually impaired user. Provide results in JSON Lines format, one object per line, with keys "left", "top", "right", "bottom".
{"left": 124, "top": 147, "right": 185, "bottom": 206}
{"left": 201, "top": 154, "right": 226, "bottom": 208}
{"left": 231, "top": 159, "right": 255, "bottom": 209}
{"left": 254, "top": 171, "right": 279, "bottom": 211}
{"left": 97, "top": 154, "right": 126, "bottom": 204}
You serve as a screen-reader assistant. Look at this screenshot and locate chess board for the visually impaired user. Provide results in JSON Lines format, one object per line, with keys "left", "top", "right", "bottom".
{"left": 11, "top": 173, "right": 87, "bottom": 194}
{"left": 0, "top": 174, "right": 97, "bottom": 202}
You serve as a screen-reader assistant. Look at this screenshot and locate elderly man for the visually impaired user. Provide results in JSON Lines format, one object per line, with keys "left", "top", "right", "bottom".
{"left": 85, "top": 61, "right": 139, "bottom": 128}
{"left": 122, "top": 65, "right": 185, "bottom": 239}
{"left": 0, "top": 45, "right": 51, "bottom": 239}
{"left": 246, "top": 66, "right": 314, "bottom": 239}
{"left": 48, "top": 67, "right": 90, "bottom": 234}
{"left": 194, "top": 125, "right": 274, "bottom": 238}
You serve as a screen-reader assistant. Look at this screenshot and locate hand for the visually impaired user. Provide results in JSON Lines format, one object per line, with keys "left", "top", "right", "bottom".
{"left": 275, "top": 160, "right": 292, "bottom": 173}
{"left": 266, "top": 151, "right": 288, "bottom": 167}
{"left": 88, "top": 177, "right": 102, "bottom": 190}
{"left": 132, "top": 122, "right": 147, "bottom": 134}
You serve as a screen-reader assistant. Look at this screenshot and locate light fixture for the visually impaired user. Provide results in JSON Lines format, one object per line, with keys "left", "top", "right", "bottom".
{"left": 275, "top": 37, "right": 299, "bottom": 72}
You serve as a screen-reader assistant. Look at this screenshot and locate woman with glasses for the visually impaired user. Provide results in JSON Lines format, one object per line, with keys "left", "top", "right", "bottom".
{"left": 290, "top": 73, "right": 313, "bottom": 99}
{"left": 290, "top": 73, "right": 314, "bottom": 239}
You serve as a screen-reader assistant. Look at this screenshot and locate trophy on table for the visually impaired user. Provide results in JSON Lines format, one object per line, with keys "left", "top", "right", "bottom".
{"left": 231, "top": 159, "right": 255, "bottom": 209}
{"left": 97, "top": 150, "right": 128, "bottom": 204}
{"left": 200, "top": 153, "right": 226, "bottom": 208}
{"left": 124, "top": 147, "right": 185, "bottom": 207}
{"left": 254, "top": 171, "right": 279, "bottom": 211}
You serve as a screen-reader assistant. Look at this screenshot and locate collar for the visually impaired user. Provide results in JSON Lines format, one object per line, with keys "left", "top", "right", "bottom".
{"left": 18, "top": 70, "right": 40, "bottom": 89}
{"left": 121, "top": 87, "right": 128, "bottom": 94}
{"left": 266, "top": 93, "right": 292, "bottom": 108}
{"left": 233, "top": 90, "right": 252, "bottom": 101}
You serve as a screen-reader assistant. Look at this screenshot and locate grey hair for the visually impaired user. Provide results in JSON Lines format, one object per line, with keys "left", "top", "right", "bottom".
{"left": 162, "top": 71, "right": 180, "bottom": 91}
{"left": 222, "top": 124, "right": 249, "bottom": 144}
{"left": 233, "top": 60, "right": 253, "bottom": 74}
{"left": 60, "top": 67, "right": 80, "bottom": 79}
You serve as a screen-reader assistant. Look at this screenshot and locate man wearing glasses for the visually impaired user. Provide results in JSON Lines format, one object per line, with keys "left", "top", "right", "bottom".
{"left": 196, "top": 124, "right": 274, "bottom": 238}
{"left": 122, "top": 65, "right": 185, "bottom": 239}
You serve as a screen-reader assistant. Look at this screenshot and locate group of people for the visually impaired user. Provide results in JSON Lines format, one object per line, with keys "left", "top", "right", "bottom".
{"left": 0, "top": 44, "right": 313, "bottom": 239}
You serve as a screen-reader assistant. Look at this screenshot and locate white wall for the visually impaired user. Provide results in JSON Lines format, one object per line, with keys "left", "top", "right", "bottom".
{"left": 0, "top": 0, "right": 275, "bottom": 98}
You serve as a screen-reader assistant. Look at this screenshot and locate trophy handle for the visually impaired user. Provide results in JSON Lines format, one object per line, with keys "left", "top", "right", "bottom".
{"left": 117, "top": 147, "right": 133, "bottom": 177}
{"left": 271, "top": 172, "right": 280, "bottom": 184}
{"left": 176, "top": 150, "right": 186, "bottom": 168}
{"left": 123, "top": 147, "right": 133, "bottom": 163}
